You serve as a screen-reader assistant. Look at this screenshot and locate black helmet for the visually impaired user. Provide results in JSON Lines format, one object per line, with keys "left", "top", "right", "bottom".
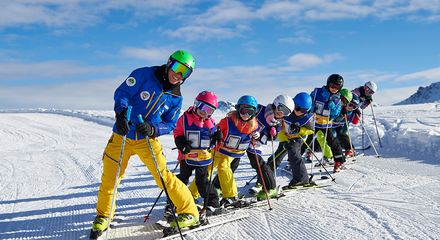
{"left": 326, "top": 74, "right": 344, "bottom": 89}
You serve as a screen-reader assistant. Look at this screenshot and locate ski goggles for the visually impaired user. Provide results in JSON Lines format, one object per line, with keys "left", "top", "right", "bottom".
{"left": 276, "top": 104, "right": 292, "bottom": 116}
{"left": 169, "top": 60, "right": 193, "bottom": 79}
{"left": 294, "top": 105, "right": 308, "bottom": 114}
{"left": 195, "top": 100, "right": 216, "bottom": 116}
{"left": 328, "top": 83, "right": 342, "bottom": 90}
{"left": 365, "top": 86, "right": 375, "bottom": 95}
{"left": 347, "top": 102, "right": 358, "bottom": 109}
{"left": 238, "top": 106, "right": 256, "bottom": 117}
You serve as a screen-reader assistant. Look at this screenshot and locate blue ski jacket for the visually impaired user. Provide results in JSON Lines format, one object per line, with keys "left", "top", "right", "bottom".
{"left": 113, "top": 66, "right": 182, "bottom": 140}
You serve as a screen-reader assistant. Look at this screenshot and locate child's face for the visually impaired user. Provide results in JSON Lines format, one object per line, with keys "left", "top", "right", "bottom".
{"left": 238, "top": 104, "right": 255, "bottom": 121}
{"left": 328, "top": 83, "right": 340, "bottom": 94}
{"left": 196, "top": 108, "right": 208, "bottom": 119}
{"left": 274, "top": 110, "right": 284, "bottom": 119}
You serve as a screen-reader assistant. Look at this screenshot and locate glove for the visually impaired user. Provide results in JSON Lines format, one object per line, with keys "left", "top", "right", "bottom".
{"left": 115, "top": 109, "right": 129, "bottom": 136}
{"left": 175, "top": 136, "right": 192, "bottom": 154}
{"left": 353, "top": 108, "right": 361, "bottom": 116}
{"left": 212, "top": 129, "right": 223, "bottom": 143}
{"left": 251, "top": 131, "right": 260, "bottom": 140}
{"left": 269, "top": 127, "right": 277, "bottom": 137}
{"left": 136, "top": 120, "right": 155, "bottom": 137}
{"left": 289, "top": 123, "right": 300, "bottom": 134}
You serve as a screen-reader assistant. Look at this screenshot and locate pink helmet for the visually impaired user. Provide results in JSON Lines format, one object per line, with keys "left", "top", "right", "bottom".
{"left": 195, "top": 91, "right": 218, "bottom": 108}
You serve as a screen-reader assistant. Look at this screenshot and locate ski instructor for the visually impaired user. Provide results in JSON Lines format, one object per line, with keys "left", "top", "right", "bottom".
{"left": 90, "top": 50, "right": 199, "bottom": 238}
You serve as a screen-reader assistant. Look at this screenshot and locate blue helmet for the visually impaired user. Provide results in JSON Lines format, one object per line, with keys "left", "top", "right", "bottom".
{"left": 236, "top": 95, "right": 258, "bottom": 109}
{"left": 293, "top": 92, "right": 312, "bottom": 111}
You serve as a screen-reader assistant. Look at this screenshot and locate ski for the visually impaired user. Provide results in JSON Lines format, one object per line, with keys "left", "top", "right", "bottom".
{"left": 161, "top": 211, "right": 249, "bottom": 239}
{"left": 282, "top": 184, "right": 331, "bottom": 192}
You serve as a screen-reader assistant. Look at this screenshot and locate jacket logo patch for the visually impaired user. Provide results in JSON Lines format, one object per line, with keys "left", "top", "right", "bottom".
{"left": 126, "top": 77, "right": 136, "bottom": 86}
{"left": 140, "top": 91, "right": 150, "bottom": 101}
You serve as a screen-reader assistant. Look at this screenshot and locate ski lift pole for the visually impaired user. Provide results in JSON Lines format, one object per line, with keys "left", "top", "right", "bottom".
{"left": 105, "top": 106, "right": 132, "bottom": 240}
{"left": 360, "top": 121, "right": 380, "bottom": 158}
{"left": 137, "top": 115, "right": 184, "bottom": 240}
{"left": 370, "top": 104, "right": 383, "bottom": 148}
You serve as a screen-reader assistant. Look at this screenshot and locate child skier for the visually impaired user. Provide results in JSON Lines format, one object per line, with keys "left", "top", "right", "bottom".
{"left": 352, "top": 81, "right": 377, "bottom": 110}
{"left": 171, "top": 91, "right": 222, "bottom": 218}
{"left": 189, "top": 95, "right": 260, "bottom": 208}
{"left": 308, "top": 74, "right": 346, "bottom": 173}
{"left": 247, "top": 95, "right": 295, "bottom": 200}
{"left": 278, "top": 92, "right": 315, "bottom": 189}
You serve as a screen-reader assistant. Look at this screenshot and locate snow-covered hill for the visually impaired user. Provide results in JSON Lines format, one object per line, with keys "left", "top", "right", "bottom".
{"left": 395, "top": 81, "right": 440, "bottom": 105}
{"left": 0, "top": 104, "right": 439, "bottom": 239}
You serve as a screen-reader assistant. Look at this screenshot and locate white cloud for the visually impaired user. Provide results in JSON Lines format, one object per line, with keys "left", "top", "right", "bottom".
{"left": 396, "top": 67, "right": 440, "bottom": 81}
{"left": 287, "top": 53, "right": 343, "bottom": 71}
{"left": 163, "top": 25, "right": 240, "bottom": 41}
{"left": 374, "top": 86, "right": 420, "bottom": 106}
{"left": 120, "top": 47, "right": 172, "bottom": 63}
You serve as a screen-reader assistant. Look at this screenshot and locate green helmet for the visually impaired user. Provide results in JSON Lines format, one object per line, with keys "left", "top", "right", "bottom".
{"left": 169, "top": 50, "right": 195, "bottom": 70}
{"left": 340, "top": 88, "right": 353, "bottom": 102}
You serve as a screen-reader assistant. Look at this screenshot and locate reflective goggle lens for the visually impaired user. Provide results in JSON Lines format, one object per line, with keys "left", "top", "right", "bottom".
{"left": 170, "top": 60, "right": 192, "bottom": 79}
{"left": 196, "top": 101, "right": 216, "bottom": 115}
{"left": 366, "top": 86, "right": 375, "bottom": 94}
{"left": 348, "top": 102, "right": 357, "bottom": 109}
{"left": 276, "top": 104, "right": 291, "bottom": 116}
{"left": 239, "top": 106, "right": 255, "bottom": 116}
{"left": 294, "top": 106, "right": 307, "bottom": 114}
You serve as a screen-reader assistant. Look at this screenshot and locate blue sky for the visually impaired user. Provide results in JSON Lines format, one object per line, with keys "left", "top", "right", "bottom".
{"left": 1, "top": 0, "right": 440, "bottom": 110}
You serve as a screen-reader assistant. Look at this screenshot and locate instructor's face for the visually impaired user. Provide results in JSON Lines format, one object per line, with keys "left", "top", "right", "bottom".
{"left": 167, "top": 69, "right": 184, "bottom": 85}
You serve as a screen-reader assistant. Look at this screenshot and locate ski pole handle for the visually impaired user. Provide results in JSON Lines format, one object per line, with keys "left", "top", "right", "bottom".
{"left": 126, "top": 106, "right": 132, "bottom": 121}
{"left": 137, "top": 114, "right": 144, "bottom": 124}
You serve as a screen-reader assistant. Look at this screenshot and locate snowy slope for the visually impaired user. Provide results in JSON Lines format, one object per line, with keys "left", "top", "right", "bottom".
{"left": 0, "top": 104, "right": 439, "bottom": 240}
{"left": 395, "top": 82, "right": 440, "bottom": 105}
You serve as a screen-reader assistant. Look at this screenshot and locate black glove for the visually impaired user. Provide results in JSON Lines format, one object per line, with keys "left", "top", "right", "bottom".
{"left": 212, "top": 129, "right": 223, "bottom": 143}
{"left": 136, "top": 120, "right": 155, "bottom": 137}
{"left": 289, "top": 123, "right": 300, "bottom": 134}
{"left": 175, "top": 136, "right": 192, "bottom": 154}
{"left": 340, "top": 107, "right": 347, "bottom": 116}
{"left": 115, "top": 109, "right": 129, "bottom": 136}
{"left": 353, "top": 108, "right": 361, "bottom": 116}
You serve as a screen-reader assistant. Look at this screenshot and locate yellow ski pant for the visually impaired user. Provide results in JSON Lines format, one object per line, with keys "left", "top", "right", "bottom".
{"left": 96, "top": 133, "right": 198, "bottom": 219}
{"left": 189, "top": 151, "right": 238, "bottom": 199}
{"left": 316, "top": 130, "right": 333, "bottom": 159}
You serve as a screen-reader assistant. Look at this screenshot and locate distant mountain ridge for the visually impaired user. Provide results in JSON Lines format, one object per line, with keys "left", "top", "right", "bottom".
{"left": 218, "top": 100, "right": 235, "bottom": 113}
{"left": 395, "top": 82, "right": 440, "bottom": 105}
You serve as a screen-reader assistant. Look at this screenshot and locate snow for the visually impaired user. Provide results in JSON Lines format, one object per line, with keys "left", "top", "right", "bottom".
{"left": 0, "top": 104, "right": 439, "bottom": 239}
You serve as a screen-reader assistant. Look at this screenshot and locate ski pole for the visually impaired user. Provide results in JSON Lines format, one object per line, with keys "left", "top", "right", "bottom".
{"left": 105, "top": 106, "right": 132, "bottom": 240}
{"left": 251, "top": 142, "right": 273, "bottom": 210}
{"left": 270, "top": 135, "right": 277, "bottom": 186}
{"left": 359, "top": 121, "right": 380, "bottom": 158}
{"left": 144, "top": 161, "right": 180, "bottom": 222}
{"left": 344, "top": 114, "right": 356, "bottom": 161}
{"left": 302, "top": 139, "right": 336, "bottom": 182}
{"left": 370, "top": 104, "right": 383, "bottom": 148}
{"left": 200, "top": 130, "right": 219, "bottom": 223}
{"left": 362, "top": 109, "right": 365, "bottom": 152}
{"left": 137, "top": 115, "right": 184, "bottom": 240}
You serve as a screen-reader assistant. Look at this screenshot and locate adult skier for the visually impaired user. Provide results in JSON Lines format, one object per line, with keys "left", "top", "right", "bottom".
{"left": 89, "top": 50, "right": 199, "bottom": 238}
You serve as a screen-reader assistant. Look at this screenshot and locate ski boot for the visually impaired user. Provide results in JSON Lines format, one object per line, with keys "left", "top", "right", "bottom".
{"left": 89, "top": 216, "right": 109, "bottom": 239}
{"left": 256, "top": 188, "right": 280, "bottom": 201}
{"left": 169, "top": 213, "right": 199, "bottom": 228}
{"left": 282, "top": 180, "right": 316, "bottom": 190}
{"left": 345, "top": 149, "right": 355, "bottom": 157}
{"left": 333, "top": 161, "right": 343, "bottom": 173}
{"left": 249, "top": 183, "right": 262, "bottom": 195}
{"left": 220, "top": 197, "right": 251, "bottom": 208}
{"left": 205, "top": 205, "right": 227, "bottom": 216}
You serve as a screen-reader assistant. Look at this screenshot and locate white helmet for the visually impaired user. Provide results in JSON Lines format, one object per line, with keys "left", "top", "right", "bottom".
{"left": 364, "top": 81, "right": 377, "bottom": 93}
{"left": 273, "top": 95, "right": 295, "bottom": 116}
